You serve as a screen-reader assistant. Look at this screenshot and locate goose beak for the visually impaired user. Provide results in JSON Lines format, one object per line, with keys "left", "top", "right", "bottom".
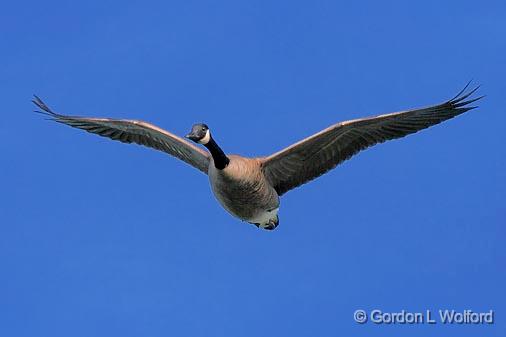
{"left": 185, "top": 133, "right": 199, "bottom": 142}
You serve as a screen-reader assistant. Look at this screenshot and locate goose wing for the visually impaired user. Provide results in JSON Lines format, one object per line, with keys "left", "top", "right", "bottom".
{"left": 34, "top": 96, "right": 210, "bottom": 174}
{"left": 261, "top": 84, "right": 483, "bottom": 196}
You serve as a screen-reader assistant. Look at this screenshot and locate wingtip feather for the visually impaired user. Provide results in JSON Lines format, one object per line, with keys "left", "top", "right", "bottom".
{"left": 450, "top": 80, "right": 473, "bottom": 101}
{"left": 32, "top": 95, "right": 62, "bottom": 118}
{"left": 448, "top": 82, "right": 483, "bottom": 111}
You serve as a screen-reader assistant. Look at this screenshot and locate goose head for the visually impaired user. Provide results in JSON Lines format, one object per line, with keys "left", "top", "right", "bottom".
{"left": 186, "top": 123, "right": 210, "bottom": 144}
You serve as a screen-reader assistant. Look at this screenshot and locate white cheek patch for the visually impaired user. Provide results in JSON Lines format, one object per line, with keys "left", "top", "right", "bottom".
{"left": 198, "top": 129, "right": 211, "bottom": 144}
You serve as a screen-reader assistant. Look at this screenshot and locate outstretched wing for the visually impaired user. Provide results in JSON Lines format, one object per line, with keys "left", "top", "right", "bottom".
{"left": 261, "top": 84, "right": 483, "bottom": 195}
{"left": 34, "top": 96, "right": 210, "bottom": 174}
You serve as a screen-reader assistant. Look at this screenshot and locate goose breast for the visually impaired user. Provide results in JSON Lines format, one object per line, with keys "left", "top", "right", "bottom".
{"left": 208, "top": 155, "right": 279, "bottom": 222}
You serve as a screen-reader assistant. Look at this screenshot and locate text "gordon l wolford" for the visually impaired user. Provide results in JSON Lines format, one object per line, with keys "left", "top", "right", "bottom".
{"left": 358, "top": 309, "right": 494, "bottom": 324}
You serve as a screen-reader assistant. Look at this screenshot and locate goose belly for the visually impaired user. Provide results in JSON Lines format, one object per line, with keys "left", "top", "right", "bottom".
{"left": 246, "top": 207, "right": 279, "bottom": 225}
{"left": 208, "top": 169, "right": 279, "bottom": 224}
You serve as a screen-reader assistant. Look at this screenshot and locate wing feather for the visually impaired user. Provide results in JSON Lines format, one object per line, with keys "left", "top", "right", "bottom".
{"left": 34, "top": 96, "right": 210, "bottom": 174}
{"left": 261, "top": 84, "right": 483, "bottom": 195}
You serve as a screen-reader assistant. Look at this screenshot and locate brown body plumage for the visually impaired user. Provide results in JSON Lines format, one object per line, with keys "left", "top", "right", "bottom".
{"left": 208, "top": 156, "right": 279, "bottom": 227}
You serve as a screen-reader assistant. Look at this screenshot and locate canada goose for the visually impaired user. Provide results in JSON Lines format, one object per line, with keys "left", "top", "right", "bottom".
{"left": 34, "top": 84, "right": 482, "bottom": 230}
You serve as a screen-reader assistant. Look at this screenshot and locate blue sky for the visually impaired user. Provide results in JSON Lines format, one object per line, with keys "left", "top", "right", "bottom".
{"left": 1, "top": 0, "right": 505, "bottom": 336}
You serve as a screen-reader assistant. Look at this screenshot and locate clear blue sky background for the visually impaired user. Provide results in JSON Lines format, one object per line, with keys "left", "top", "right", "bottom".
{"left": 1, "top": 0, "right": 504, "bottom": 336}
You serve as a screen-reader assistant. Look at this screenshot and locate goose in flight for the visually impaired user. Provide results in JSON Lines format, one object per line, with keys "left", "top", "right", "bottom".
{"left": 34, "top": 84, "right": 482, "bottom": 230}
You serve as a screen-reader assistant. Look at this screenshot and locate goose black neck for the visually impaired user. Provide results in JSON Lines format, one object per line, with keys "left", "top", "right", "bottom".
{"left": 204, "top": 137, "right": 229, "bottom": 170}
